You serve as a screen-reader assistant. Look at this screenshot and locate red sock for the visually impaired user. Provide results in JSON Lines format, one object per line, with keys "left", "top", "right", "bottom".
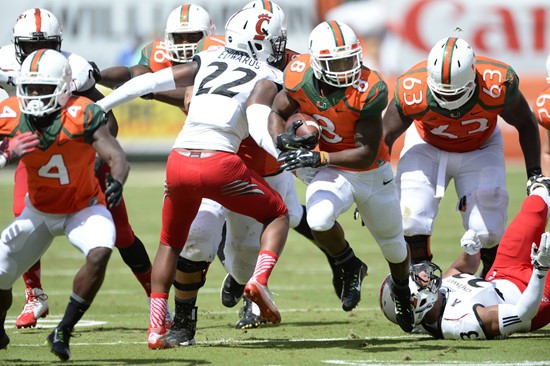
{"left": 149, "top": 292, "right": 168, "bottom": 331}
{"left": 252, "top": 250, "right": 278, "bottom": 286}
{"left": 133, "top": 268, "right": 152, "bottom": 297}
{"left": 22, "top": 262, "right": 42, "bottom": 290}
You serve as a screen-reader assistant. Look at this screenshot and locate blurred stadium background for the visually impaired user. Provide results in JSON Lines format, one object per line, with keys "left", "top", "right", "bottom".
{"left": 2, "top": 0, "right": 547, "bottom": 159}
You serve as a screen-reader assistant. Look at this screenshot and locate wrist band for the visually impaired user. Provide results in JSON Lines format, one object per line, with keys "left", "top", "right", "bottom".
{"left": 320, "top": 151, "right": 330, "bottom": 166}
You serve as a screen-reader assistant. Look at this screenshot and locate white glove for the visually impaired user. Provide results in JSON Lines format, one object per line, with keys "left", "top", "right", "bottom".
{"left": 531, "top": 232, "right": 550, "bottom": 272}
{"left": 460, "top": 229, "right": 482, "bottom": 255}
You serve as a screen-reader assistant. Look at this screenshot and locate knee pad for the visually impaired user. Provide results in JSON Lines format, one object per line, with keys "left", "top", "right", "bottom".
{"left": 174, "top": 257, "right": 210, "bottom": 291}
{"left": 462, "top": 188, "right": 508, "bottom": 248}
{"left": 306, "top": 197, "right": 339, "bottom": 232}
{"left": 377, "top": 237, "right": 408, "bottom": 264}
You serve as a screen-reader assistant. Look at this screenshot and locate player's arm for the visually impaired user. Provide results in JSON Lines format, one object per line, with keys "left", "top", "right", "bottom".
{"left": 92, "top": 124, "right": 129, "bottom": 184}
{"left": 246, "top": 79, "right": 280, "bottom": 158}
{"left": 76, "top": 87, "right": 118, "bottom": 137}
{"left": 383, "top": 97, "right": 414, "bottom": 154}
{"left": 500, "top": 90, "right": 542, "bottom": 178}
{"left": 99, "top": 64, "right": 151, "bottom": 89}
{"left": 148, "top": 88, "right": 187, "bottom": 108}
{"left": 443, "top": 252, "right": 480, "bottom": 278}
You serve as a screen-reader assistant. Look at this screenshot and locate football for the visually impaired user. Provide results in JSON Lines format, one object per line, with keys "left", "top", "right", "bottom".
{"left": 284, "top": 113, "right": 321, "bottom": 142}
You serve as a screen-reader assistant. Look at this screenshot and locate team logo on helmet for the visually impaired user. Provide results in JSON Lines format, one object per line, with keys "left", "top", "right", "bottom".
{"left": 254, "top": 13, "right": 272, "bottom": 41}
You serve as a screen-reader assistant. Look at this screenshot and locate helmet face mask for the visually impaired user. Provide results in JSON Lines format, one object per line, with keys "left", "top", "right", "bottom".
{"left": 16, "top": 49, "right": 72, "bottom": 117}
{"left": 163, "top": 4, "right": 215, "bottom": 64}
{"left": 379, "top": 261, "right": 442, "bottom": 326}
{"left": 13, "top": 8, "right": 62, "bottom": 64}
{"left": 426, "top": 37, "right": 476, "bottom": 110}
{"left": 224, "top": 8, "right": 285, "bottom": 67}
{"left": 309, "top": 21, "right": 362, "bottom": 88}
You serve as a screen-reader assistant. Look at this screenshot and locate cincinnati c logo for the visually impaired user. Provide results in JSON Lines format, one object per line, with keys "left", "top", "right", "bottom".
{"left": 254, "top": 13, "right": 272, "bottom": 40}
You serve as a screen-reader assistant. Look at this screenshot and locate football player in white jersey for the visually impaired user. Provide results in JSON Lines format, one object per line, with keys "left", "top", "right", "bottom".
{"left": 0, "top": 8, "right": 159, "bottom": 331}
{"left": 96, "top": 7, "right": 291, "bottom": 349}
{"left": 380, "top": 176, "right": 550, "bottom": 339}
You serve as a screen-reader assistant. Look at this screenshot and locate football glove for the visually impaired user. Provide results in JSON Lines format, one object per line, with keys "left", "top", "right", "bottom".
{"left": 105, "top": 174, "right": 123, "bottom": 209}
{"left": 0, "top": 132, "right": 39, "bottom": 167}
{"left": 531, "top": 232, "right": 550, "bottom": 272}
{"left": 460, "top": 229, "right": 482, "bottom": 255}
{"left": 277, "top": 148, "right": 329, "bottom": 172}
{"left": 88, "top": 61, "right": 102, "bottom": 84}
{"left": 276, "top": 120, "right": 318, "bottom": 151}
{"left": 526, "top": 174, "right": 550, "bottom": 196}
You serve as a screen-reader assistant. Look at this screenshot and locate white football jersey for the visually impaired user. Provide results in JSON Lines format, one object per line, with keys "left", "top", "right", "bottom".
{"left": 173, "top": 47, "right": 283, "bottom": 152}
{"left": 420, "top": 274, "right": 520, "bottom": 340}
{"left": 0, "top": 44, "right": 96, "bottom": 100}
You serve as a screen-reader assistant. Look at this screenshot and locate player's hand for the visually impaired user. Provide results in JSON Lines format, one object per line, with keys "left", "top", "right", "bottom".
{"left": 276, "top": 121, "right": 318, "bottom": 151}
{"left": 105, "top": 174, "right": 123, "bottom": 209}
{"left": 277, "top": 148, "right": 328, "bottom": 172}
{"left": 460, "top": 229, "right": 482, "bottom": 255}
{"left": 0, "top": 132, "right": 40, "bottom": 161}
{"left": 0, "top": 69, "right": 16, "bottom": 86}
{"left": 531, "top": 232, "right": 550, "bottom": 272}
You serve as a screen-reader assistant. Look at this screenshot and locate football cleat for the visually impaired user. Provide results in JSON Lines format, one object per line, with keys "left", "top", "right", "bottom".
{"left": 0, "top": 332, "right": 9, "bottom": 350}
{"left": 47, "top": 327, "right": 72, "bottom": 361}
{"left": 392, "top": 284, "right": 414, "bottom": 333}
{"left": 341, "top": 259, "right": 368, "bottom": 311}
{"left": 16, "top": 288, "right": 49, "bottom": 328}
{"left": 235, "top": 297, "right": 266, "bottom": 329}
{"left": 220, "top": 273, "right": 245, "bottom": 308}
{"left": 243, "top": 277, "right": 281, "bottom": 324}
{"left": 147, "top": 326, "right": 169, "bottom": 350}
{"left": 165, "top": 306, "right": 197, "bottom": 347}
{"left": 147, "top": 297, "right": 174, "bottom": 330}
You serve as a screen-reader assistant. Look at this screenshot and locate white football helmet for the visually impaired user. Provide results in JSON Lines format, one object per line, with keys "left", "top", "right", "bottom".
{"left": 242, "top": 1, "right": 287, "bottom": 42}
{"left": 164, "top": 4, "right": 215, "bottom": 63}
{"left": 224, "top": 8, "right": 285, "bottom": 67}
{"left": 309, "top": 21, "right": 362, "bottom": 87}
{"left": 379, "top": 261, "right": 442, "bottom": 326}
{"left": 17, "top": 49, "right": 71, "bottom": 117}
{"left": 13, "top": 8, "right": 62, "bottom": 64}
{"left": 545, "top": 53, "right": 550, "bottom": 84}
{"left": 427, "top": 37, "right": 476, "bottom": 110}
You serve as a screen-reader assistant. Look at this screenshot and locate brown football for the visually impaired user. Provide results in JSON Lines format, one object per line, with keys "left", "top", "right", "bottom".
{"left": 284, "top": 113, "right": 321, "bottom": 143}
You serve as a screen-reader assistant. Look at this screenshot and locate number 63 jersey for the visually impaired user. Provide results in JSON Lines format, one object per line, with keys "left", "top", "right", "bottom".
{"left": 173, "top": 47, "right": 283, "bottom": 153}
{"left": 423, "top": 274, "right": 518, "bottom": 340}
{"left": 0, "top": 96, "right": 106, "bottom": 214}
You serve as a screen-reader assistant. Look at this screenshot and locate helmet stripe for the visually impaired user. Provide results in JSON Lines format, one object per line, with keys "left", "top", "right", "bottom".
{"left": 327, "top": 21, "right": 344, "bottom": 48}
{"left": 261, "top": 1, "right": 273, "bottom": 13}
{"left": 180, "top": 4, "right": 190, "bottom": 22}
{"left": 441, "top": 37, "right": 458, "bottom": 85}
{"left": 30, "top": 49, "right": 47, "bottom": 72}
{"left": 34, "top": 8, "right": 42, "bottom": 32}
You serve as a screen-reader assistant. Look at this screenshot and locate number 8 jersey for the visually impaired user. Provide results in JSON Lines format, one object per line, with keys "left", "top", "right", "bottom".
{"left": 395, "top": 56, "right": 519, "bottom": 152}
{"left": 173, "top": 47, "right": 283, "bottom": 152}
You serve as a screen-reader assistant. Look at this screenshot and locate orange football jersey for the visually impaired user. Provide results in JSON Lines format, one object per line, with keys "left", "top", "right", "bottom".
{"left": 138, "top": 41, "right": 174, "bottom": 72}
{"left": 395, "top": 56, "right": 519, "bottom": 152}
{"left": 0, "top": 96, "right": 106, "bottom": 214}
{"left": 284, "top": 53, "right": 389, "bottom": 171}
{"left": 534, "top": 86, "right": 550, "bottom": 130}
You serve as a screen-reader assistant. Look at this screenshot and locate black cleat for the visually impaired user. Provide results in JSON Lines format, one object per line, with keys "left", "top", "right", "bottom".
{"left": 235, "top": 297, "right": 266, "bottom": 329}
{"left": 47, "top": 327, "right": 72, "bottom": 361}
{"left": 0, "top": 332, "right": 9, "bottom": 350}
{"left": 392, "top": 283, "right": 414, "bottom": 333}
{"left": 341, "top": 260, "right": 368, "bottom": 311}
{"left": 165, "top": 306, "right": 197, "bottom": 347}
{"left": 220, "top": 274, "right": 245, "bottom": 308}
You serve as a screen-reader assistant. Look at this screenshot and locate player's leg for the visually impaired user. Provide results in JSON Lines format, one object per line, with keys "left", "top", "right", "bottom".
{"left": 48, "top": 204, "right": 115, "bottom": 361}
{"left": 166, "top": 199, "right": 226, "bottom": 347}
{"left": 148, "top": 151, "right": 203, "bottom": 349}
{"left": 0, "top": 207, "right": 55, "bottom": 350}
{"left": 354, "top": 163, "right": 413, "bottom": 331}
{"left": 14, "top": 161, "right": 49, "bottom": 328}
{"left": 455, "top": 137, "right": 508, "bottom": 277}
{"left": 305, "top": 167, "right": 366, "bottom": 311}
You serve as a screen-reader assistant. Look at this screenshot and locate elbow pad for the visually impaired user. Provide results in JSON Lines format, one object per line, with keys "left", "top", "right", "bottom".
{"left": 246, "top": 103, "right": 278, "bottom": 158}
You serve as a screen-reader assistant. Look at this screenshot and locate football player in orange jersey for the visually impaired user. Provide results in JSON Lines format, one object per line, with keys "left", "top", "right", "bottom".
{"left": 1, "top": 8, "right": 158, "bottom": 330}
{"left": 0, "top": 50, "right": 129, "bottom": 361}
{"left": 534, "top": 54, "right": 550, "bottom": 175}
{"left": 272, "top": 21, "right": 414, "bottom": 332}
{"left": 383, "top": 37, "right": 541, "bottom": 278}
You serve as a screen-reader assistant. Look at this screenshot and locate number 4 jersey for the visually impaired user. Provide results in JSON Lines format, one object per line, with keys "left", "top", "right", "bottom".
{"left": 395, "top": 56, "right": 519, "bottom": 153}
{"left": 174, "top": 47, "right": 283, "bottom": 153}
{"left": 0, "top": 96, "right": 106, "bottom": 214}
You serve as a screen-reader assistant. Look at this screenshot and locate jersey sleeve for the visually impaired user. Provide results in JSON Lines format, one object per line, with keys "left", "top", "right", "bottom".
{"left": 359, "top": 71, "right": 388, "bottom": 119}
{"left": 534, "top": 87, "right": 550, "bottom": 130}
{"left": 137, "top": 43, "right": 154, "bottom": 71}
{"left": 83, "top": 103, "right": 108, "bottom": 143}
{"left": 503, "top": 65, "right": 519, "bottom": 104}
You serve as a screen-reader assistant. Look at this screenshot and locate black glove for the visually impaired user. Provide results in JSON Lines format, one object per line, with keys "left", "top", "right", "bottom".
{"left": 140, "top": 93, "right": 155, "bottom": 100}
{"left": 276, "top": 121, "right": 318, "bottom": 151}
{"left": 105, "top": 174, "right": 123, "bottom": 209}
{"left": 277, "top": 148, "right": 329, "bottom": 172}
{"left": 88, "top": 61, "right": 101, "bottom": 84}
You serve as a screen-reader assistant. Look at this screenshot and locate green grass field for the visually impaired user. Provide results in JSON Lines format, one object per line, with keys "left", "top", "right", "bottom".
{"left": 1, "top": 163, "right": 549, "bottom": 366}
